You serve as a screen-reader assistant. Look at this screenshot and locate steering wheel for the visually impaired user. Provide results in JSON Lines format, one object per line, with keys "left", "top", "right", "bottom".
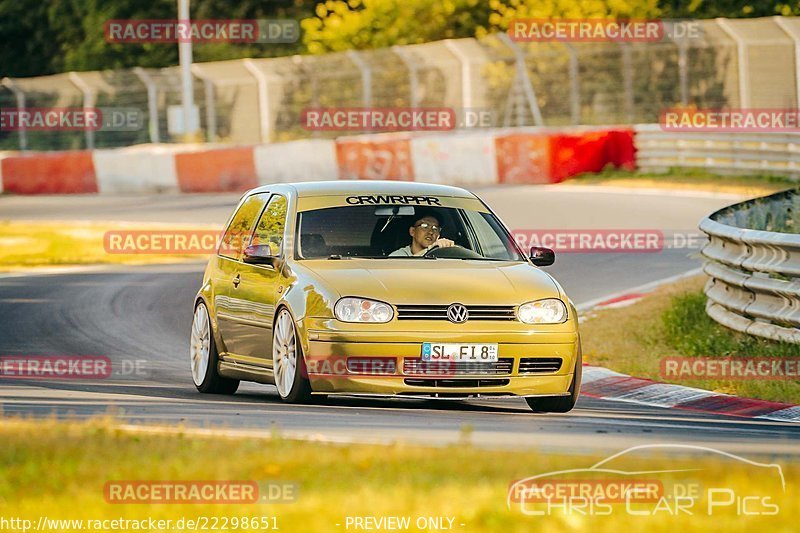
{"left": 423, "top": 244, "right": 484, "bottom": 259}
{"left": 422, "top": 244, "right": 442, "bottom": 256}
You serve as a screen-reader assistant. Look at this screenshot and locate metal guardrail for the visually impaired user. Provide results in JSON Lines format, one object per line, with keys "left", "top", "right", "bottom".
{"left": 699, "top": 189, "right": 800, "bottom": 343}
{"left": 635, "top": 124, "right": 800, "bottom": 179}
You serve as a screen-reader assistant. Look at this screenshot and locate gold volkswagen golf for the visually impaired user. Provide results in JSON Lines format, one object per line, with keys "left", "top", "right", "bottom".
{"left": 191, "top": 181, "right": 581, "bottom": 412}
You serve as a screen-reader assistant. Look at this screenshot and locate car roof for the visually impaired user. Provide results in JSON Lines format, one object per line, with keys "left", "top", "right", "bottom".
{"left": 248, "top": 180, "right": 476, "bottom": 198}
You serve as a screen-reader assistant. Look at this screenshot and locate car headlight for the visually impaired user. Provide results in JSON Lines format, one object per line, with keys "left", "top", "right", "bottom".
{"left": 334, "top": 297, "right": 394, "bottom": 323}
{"left": 517, "top": 299, "right": 568, "bottom": 324}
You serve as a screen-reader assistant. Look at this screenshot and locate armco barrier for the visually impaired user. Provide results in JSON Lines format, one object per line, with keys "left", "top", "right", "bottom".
{"left": 699, "top": 189, "right": 800, "bottom": 343}
{"left": 635, "top": 124, "right": 800, "bottom": 179}
{"left": 0, "top": 127, "right": 635, "bottom": 194}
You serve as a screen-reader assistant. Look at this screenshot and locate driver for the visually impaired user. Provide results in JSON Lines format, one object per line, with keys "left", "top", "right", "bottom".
{"left": 389, "top": 214, "right": 454, "bottom": 256}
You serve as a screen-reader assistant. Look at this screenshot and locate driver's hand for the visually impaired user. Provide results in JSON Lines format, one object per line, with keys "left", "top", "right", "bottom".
{"left": 432, "top": 238, "right": 454, "bottom": 248}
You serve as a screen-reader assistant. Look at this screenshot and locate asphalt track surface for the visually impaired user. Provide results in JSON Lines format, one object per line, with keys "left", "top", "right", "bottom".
{"left": 1, "top": 185, "right": 798, "bottom": 457}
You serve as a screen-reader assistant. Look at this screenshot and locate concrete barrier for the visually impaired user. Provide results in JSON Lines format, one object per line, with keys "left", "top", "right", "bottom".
{"left": 0, "top": 127, "right": 636, "bottom": 194}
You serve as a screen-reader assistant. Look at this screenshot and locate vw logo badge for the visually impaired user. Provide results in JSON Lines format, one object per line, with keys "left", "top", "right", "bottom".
{"left": 446, "top": 303, "right": 469, "bottom": 324}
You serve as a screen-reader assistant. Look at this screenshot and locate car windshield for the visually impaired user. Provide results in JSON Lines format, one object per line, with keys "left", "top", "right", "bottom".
{"left": 296, "top": 205, "right": 525, "bottom": 261}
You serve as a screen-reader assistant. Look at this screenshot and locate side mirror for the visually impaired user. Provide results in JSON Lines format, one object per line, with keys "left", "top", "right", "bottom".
{"left": 529, "top": 246, "right": 555, "bottom": 267}
{"left": 243, "top": 244, "right": 279, "bottom": 266}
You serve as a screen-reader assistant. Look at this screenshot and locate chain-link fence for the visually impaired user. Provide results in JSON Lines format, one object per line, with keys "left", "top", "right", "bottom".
{"left": 1, "top": 16, "right": 797, "bottom": 151}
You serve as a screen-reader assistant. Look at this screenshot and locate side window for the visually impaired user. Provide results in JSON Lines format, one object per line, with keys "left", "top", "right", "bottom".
{"left": 219, "top": 194, "right": 269, "bottom": 260}
{"left": 251, "top": 194, "right": 288, "bottom": 256}
{"left": 462, "top": 210, "right": 515, "bottom": 259}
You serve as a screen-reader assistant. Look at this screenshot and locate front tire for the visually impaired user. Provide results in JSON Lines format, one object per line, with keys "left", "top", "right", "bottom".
{"left": 526, "top": 345, "right": 582, "bottom": 413}
{"left": 272, "top": 308, "right": 312, "bottom": 403}
{"left": 190, "top": 301, "right": 239, "bottom": 394}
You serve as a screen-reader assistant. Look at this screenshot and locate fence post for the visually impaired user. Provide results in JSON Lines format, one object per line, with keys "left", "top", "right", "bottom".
{"left": 619, "top": 43, "right": 634, "bottom": 123}
{"left": 293, "top": 55, "right": 319, "bottom": 139}
{"left": 443, "top": 40, "right": 473, "bottom": 110}
{"left": 717, "top": 18, "right": 751, "bottom": 108}
{"left": 1, "top": 78, "right": 27, "bottom": 151}
{"left": 132, "top": 67, "right": 160, "bottom": 143}
{"left": 68, "top": 72, "right": 96, "bottom": 149}
{"left": 393, "top": 45, "right": 420, "bottom": 107}
{"left": 677, "top": 40, "right": 689, "bottom": 106}
{"left": 564, "top": 43, "right": 581, "bottom": 125}
{"left": 346, "top": 50, "right": 373, "bottom": 109}
{"left": 774, "top": 16, "right": 800, "bottom": 108}
{"left": 497, "top": 33, "right": 544, "bottom": 126}
{"left": 192, "top": 65, "right": 217, "bottom": 142}
{"left": 244, "top": 59, "right": 271, "bottom": 144}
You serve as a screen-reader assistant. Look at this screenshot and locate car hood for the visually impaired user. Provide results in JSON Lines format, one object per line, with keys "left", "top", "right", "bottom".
{"left": 299, "top": 259, "right": 561, "bottom": 305}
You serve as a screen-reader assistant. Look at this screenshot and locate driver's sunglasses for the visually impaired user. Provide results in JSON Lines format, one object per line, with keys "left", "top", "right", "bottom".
{"left": 414, "top": 222, "right": 441, "bottom": 234}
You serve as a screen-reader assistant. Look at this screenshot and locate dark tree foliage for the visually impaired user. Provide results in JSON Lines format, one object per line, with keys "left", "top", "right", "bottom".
{"left": 0, "top": 0, "right": 311, "bottom": 77}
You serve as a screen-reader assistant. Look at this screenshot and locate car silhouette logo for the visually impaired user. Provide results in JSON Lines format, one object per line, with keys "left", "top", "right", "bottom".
{"left": 447, "top": 303, "right": 468, "bottom": 323}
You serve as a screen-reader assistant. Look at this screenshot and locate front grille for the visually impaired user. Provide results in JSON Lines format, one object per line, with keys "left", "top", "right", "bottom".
{"left": 403, "top": 378, "right": 510, "bottom": 388}
{"left": 395, "top": 304, "right": 516, "bottom": 321}
{"left": 403, "top": 358, "right": 513, "bottom": 375}
{"left": 518, "top": 358, "right": 563, "bottom": 374}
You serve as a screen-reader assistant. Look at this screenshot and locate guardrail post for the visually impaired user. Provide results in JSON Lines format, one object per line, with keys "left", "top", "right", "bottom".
{"left": 132, "top": 67, "right": 160, "bottom": 143}
{"left": 68, "top": 71, "right": 96, "bottom": 149}
{"left": 1, "top": 78, "right": 27, "bottom": 151}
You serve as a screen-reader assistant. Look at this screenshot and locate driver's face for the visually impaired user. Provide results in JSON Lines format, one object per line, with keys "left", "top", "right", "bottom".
{"left": 409, "top": 216, "right": 441, "bottom": 250}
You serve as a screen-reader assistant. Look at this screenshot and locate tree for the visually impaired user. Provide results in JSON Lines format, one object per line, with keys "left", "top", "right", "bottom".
{"left": 301, "top": 0, "right": 493, "bottom": 54}
{"left": 660, "top": 0, "right": 800, "bottom": 18}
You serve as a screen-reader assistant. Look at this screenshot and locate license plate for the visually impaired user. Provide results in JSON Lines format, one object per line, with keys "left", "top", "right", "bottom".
{"left": 421, "top": 343, "right": 498, "bottom": 362}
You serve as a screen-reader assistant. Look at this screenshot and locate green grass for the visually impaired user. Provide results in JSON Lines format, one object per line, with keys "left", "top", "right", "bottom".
{"left": 569, "top": 167, "right": 797, "bottom": 195}
{"left": 0, "top": 417, "right": 797, "bottom": 532}
{"left": 0, "top": 221, "right": 215, "bottom": 270}
{"left": 581, "top": 276, "right": 800, "bottom": 403}
{"left": 664, "top": 292, "right": 800, "bottom": 360}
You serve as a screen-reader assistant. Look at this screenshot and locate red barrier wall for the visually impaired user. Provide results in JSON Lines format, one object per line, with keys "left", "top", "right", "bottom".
{"left": 494, "top": 133, "right": 552, "bottom": 184}
{"left": 175, "top": 147, "right": 257, "bottom": 193}
{"left": 549, "top": 128, "right": 636, "bottom": 183}
{"left": 335, "top": 138, "right": 414, "bottom": 181}
{"left": 2, "top": 151, "right": 97, "bottom": 194}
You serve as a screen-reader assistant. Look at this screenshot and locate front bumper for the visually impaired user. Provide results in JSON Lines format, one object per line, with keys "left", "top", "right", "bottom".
{"left": 302, "top": 319, "right": 579, "bottom": 397}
